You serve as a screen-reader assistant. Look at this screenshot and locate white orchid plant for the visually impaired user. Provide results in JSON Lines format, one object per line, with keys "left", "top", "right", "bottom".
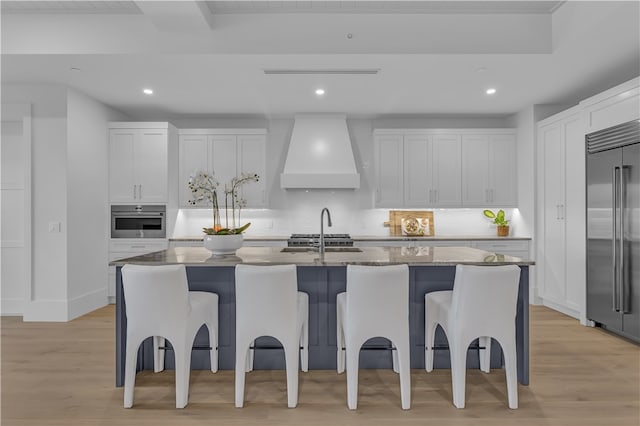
{"left": 188, "top": 171, "right": 260, "bottom": 235}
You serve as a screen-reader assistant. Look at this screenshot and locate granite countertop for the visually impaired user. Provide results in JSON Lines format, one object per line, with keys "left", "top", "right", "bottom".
{"left": 170, "top": 235, "right": 532, "bottom": 242}
{"left": 111, "top": 246, "right": 534, "bottom": 267}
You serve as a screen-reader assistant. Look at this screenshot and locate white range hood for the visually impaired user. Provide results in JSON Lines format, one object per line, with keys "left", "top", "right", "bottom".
{"left": 280, "top": 114, "right": 360, "bottom": 189}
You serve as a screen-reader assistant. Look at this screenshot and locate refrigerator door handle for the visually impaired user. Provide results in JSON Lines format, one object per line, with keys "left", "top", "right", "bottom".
{"left": 612, "top": 167, "right": 620, "bottom": 312}
{"left": 620, "top": 165, "right": 629, "bottom": 313}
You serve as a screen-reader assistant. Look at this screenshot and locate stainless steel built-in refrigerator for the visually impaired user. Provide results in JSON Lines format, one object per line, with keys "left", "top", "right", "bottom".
{"left": 586, "top": 120, "right": 639, "bottom": 343}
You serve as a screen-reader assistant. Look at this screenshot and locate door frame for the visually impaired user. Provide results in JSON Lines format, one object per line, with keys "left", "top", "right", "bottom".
{"left": 1, "top": 104, "right": 32, "bottom": 315}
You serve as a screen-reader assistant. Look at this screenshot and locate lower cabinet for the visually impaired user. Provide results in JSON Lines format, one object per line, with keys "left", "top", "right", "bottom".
{"left": 108, "top": 239, "right": 168, "bottom": 303}
{"left": 470, "top": 240, "right": 530, "bottom": 259}
{"left": 355, "top": 239, "right": 529, "bottom": 257}
{"left": 169, "top": 239, "right": 286, "bottom": 249}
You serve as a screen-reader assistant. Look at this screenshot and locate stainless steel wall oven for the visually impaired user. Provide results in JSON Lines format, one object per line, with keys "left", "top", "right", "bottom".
{"left": 111, "top": 205, "right": 166, "bottom": 238}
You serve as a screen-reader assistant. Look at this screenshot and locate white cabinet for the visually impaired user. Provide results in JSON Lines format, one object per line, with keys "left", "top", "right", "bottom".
{"left": 470, "top": 240, "right": 529, "bottom": 258}
{"left": 237, "top": 135, "right": 267, "bottom": 206}
{"left": 462, "top": 134, "right": 517, "bottom": 206}
{"left": 107, "top": 239, "right": 168, "bottom": 303}
{"left": 430, "top": 134, "right": 461, "bottom": 206}
{"left": 169, "top": 239, "right": 286, "bottom": 248}
{"left": 375, "top": 132, "right": 462, "bottom": 207}
{"left": 536, "top": 107, "right": 584, "bottom": 319}
{"left": 375, "top": 129, "right": 514, "bottom": 208}
{"left": 109, "top": 123, "right": 175, "bottom": 203}
{"left": 403, "top": 133, "right": 462, "bottom": 207}
{"left": 375, "top": 134, "right": 404, "bottom": 206}
{"left": 179, "top": 129, "right": 267, "bottom": 208}
{"left": 581, "top": 77, "right": 640, "bottom": 134}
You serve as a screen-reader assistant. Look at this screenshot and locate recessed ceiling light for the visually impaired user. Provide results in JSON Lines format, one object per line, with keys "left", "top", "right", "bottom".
{"left": 70, "top": 67, "right": 81, "bottom": 72}
{"left": 315, "top": 89, "right": 325, "bottom": 96}
{"left": 476, "top": 67, "right": 487, "bottom": 73}
{"left": 143, "top": 88, "right": 153, "bottom": 95}
{"left": 486, "top": 88, "right": 497, "bottom": 95}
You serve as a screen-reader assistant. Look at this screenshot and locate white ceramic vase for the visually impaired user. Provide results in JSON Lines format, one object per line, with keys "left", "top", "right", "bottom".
{"left": 203, "top": 234, "right": 244, "bottom": 256}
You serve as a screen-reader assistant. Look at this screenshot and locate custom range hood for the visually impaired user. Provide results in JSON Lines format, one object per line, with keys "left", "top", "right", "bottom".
{"left": 280, "top": 114, "right": 360, "bottom": 189}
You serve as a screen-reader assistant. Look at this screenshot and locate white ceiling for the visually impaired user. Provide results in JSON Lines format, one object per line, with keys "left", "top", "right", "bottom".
{"left": 2, "top": 1, "right": 639, "bottom": 120}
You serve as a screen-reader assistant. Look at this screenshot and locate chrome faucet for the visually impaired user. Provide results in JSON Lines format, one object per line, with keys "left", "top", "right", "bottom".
{"left": 319, "top": 207, "right": 333, "bottom": 256}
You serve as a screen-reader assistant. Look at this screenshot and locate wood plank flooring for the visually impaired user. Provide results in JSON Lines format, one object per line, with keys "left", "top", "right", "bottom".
{"left": 1, "top": 305, "right": 638, "bottom": 426}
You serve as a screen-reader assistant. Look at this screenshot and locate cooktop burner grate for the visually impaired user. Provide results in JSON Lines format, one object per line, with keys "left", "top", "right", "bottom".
{"left": 288, "top": 234, "right": 354, "bottom": 247}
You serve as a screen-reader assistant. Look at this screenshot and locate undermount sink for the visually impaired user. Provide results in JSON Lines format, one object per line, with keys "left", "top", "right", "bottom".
{"left": 280, "top": 247, "right": 363, "bottom": 253}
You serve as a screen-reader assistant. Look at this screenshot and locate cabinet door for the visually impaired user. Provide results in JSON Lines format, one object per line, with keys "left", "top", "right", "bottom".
{"left": 563, "top": 115, "right": 586, "bottom": 313}
{"left": 540, "top": 123, "right": 566, "bottom": 305}
{"left": 209, "top": 135, "right": 237, "bottom": 193}
{"left": 431, "top": 134, "right": 461, "bottom": 206}
{"left": 135, "top": 129, "right": 168, "bottom": 203}
{"left": 179, "top": 134, "right": 209, "bottom": 207}
{"left": 375, "top": 135, "right": 404, "bottom": 207}
{"left": 109, "top": 129, "right": 136, "bottom": 202}
{"left": 461, "top": 135, "right": 490, "bottom": 206}
{"left": 237, "top": 135, "right": 266, "bottom": 207}
{"left": 489, "top": 134, "right": 517, "bottom": 206}
{"left": 404, "top": 134, "right": 431, "bottom": 207}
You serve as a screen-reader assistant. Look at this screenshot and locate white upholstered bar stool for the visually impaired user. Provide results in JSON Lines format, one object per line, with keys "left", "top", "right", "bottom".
{"left": 424, "top": 264, "right": 521, "bottom": 409}
{"left": 234, "top": 264, "right": 309, "bottom": 408}
{"left": 121, "top": 264, "right": 219, "bottom": 409}
{"left": 336, "top": 264, "right": 411, "bottom": 410}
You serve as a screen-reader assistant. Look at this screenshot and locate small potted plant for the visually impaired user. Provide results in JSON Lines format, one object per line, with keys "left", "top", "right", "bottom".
{"left": 188, "top": 170, "right": 259, "bottom": 255}
{"left": 483, "top": 209, "right": 510, "bottom": 237}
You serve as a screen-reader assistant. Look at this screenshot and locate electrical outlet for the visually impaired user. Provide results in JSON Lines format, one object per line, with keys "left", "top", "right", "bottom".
{"left": 48, "top": 221, "right": 61, "bottom": 233}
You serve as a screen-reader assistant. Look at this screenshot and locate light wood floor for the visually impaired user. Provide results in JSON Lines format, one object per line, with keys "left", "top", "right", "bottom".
{"left": 1, "top": 305, "right": 638, "bottom": 426}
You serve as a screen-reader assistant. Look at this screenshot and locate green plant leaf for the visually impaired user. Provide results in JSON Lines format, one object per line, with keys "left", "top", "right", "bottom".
{"left": 483, "top": 209, "right": 496, "bottom": 219}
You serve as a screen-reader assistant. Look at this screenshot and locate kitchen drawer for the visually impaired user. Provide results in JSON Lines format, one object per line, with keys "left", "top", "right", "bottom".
{"left": 413, "top": 240, "right": 471, "bottom": 247}
{"left": 109, "top": 239, "right": 168, "bottom": 253}
{"left": 471, "top": 240, "right": 529, "bottom": 258}
{"left": 169, "top": 240, "right": 202, "bottom": 248}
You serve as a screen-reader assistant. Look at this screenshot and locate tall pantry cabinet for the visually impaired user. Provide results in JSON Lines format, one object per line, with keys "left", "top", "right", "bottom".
{"left": 536, "top": 107, "right": 584, "bottom": 319}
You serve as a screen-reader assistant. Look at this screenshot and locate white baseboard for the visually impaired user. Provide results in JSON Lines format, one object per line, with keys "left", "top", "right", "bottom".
{"left": 68, "top": 288, "right": 109, "bottom": 320}
{"left": 541, "top": 298, "right": 581, "bottom": 320}
{"left": 21, "top": 288, "right": 108, "bottom": 322}
{"left": 1, "top": 298, "right": 24, "bottom": 316}
{"left": 23, "top": 299, "right": 69, "bottom": 322}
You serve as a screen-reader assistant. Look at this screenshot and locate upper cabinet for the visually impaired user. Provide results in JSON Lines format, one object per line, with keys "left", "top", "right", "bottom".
{"left": 580, "top": 77, "right": 640, "bottom": 134}
{"left": 461, "top": 133, "right": 517, "bottom": 206}
{"left": 178, "top": 129, "right": 267, "bottom": 208}
{"left": 109, "top": 122, "right": 177, "bottom": 203}
{"left": 374, "top": 129, "right": 516, "bottom": 208}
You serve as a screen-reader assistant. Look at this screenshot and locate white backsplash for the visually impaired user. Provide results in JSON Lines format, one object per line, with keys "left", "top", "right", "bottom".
{"left": 173, "top": 191, "right": 526, "bottom": 238}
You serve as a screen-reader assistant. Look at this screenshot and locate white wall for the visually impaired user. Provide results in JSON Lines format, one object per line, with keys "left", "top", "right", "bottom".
{"left": 66, "top": 88, "right": 127, "bottom": 319}
{"left": 2, "top": 84, "right": 69, "bottom": 320}
{"left": 2, "top": 84, "right": 127, "bottom": 320}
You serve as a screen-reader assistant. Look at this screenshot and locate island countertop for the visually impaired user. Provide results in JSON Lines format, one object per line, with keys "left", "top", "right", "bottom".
{"left": 110, "top": 245, "right": 534, "bottom": 267}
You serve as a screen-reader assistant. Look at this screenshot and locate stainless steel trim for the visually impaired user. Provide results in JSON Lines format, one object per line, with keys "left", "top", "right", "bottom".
{"left": 587, "top": 120, "right": 640, "bottom": 153}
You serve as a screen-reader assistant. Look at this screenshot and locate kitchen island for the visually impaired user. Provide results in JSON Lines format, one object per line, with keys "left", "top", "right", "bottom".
{"left": 112, "top": 246, "right": 533, "bottom": 387}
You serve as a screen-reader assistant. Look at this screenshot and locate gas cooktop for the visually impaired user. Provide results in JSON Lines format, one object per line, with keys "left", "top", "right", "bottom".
{"left": 288, "top": 234, "right": 354, "bottom": 247}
